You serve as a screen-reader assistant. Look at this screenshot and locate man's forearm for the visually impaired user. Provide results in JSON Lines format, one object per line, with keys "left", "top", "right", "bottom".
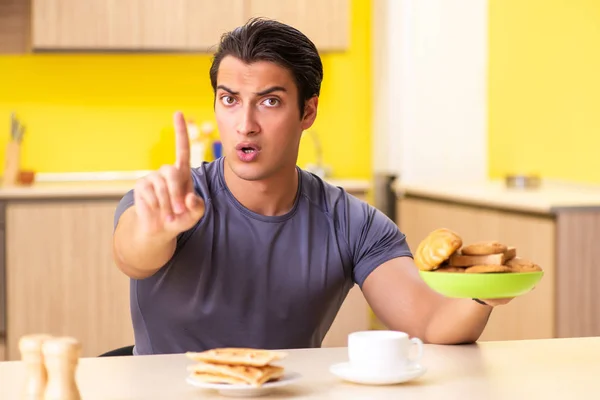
{"left": 423, "top": 298, "right": 493, "bottom": 345}
{"left": 113, "top": 208, "right": 177, "bottom": 279}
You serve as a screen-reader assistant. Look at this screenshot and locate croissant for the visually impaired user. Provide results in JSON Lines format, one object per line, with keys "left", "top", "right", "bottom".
{"left": 415, "top": 228, "right": 462, "bottom": 271}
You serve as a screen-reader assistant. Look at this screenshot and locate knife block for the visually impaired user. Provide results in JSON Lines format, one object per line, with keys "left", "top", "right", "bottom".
{"left": 3, "top": 139, "right": 21, "bottom": 186}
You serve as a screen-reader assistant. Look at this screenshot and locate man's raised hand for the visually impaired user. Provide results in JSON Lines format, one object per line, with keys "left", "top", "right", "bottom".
{"left": 133, "top": 111, "right": 205, "bottom": 237}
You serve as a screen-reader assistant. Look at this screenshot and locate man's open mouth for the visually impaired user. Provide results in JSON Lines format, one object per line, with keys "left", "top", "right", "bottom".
{"left": 236, "top": 143, "right": 261, "bottom": 153}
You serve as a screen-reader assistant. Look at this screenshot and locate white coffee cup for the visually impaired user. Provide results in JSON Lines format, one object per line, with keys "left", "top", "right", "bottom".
{"left": 347, "top": 330, "right": 423, "bottom": 373}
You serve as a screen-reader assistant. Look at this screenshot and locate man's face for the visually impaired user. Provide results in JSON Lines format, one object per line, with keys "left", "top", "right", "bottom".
{"left": 214, "top": 56, "right": 318, "bottom": 182}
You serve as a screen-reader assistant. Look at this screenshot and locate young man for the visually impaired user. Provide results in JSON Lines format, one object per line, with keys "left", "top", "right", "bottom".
{"left": 112, "top": 18, "right": 511, "bottom": 355}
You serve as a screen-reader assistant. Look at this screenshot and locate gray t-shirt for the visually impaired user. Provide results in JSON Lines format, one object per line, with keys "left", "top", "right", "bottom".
{"left": 114, "top": 158, "right": 413, "bottom": 355}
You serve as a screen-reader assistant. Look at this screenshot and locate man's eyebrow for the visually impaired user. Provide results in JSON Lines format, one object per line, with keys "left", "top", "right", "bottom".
{"left": 216, "top": 85, "right": 239, "bottom": 95}
{"left": 256, "top": 86, "right": 287, "bottom": 96}
{"left": 216, "top": 85, "right": 287, "bottom": 96}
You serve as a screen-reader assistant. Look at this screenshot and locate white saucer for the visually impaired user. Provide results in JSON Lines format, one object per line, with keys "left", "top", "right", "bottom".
{"left": 186, "top": 371, "right": 302, "bottom": 397}
{"left": 329, "top": 362, "right": 427, "bottom": 385}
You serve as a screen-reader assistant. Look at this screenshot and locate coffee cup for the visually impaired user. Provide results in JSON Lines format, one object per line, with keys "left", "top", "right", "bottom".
{"left": 347, "top": 330, "right": 423, "bottom": 373}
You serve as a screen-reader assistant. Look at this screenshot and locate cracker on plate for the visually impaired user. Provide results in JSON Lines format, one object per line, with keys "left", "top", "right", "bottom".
{"left": 188, "top": 362, "right": 284, "bottom": 387}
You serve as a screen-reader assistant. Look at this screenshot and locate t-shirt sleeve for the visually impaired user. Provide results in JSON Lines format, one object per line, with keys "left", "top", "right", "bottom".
{"left": 337, "top": 193, "right": 413, "bottom": 287}
{"left": 114, "top": 189, "right": 135, "bottom": 231}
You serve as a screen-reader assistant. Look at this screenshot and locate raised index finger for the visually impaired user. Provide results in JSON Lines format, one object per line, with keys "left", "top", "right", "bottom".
{"left": 173, "top": 111, "right": 190, "bottom": 169}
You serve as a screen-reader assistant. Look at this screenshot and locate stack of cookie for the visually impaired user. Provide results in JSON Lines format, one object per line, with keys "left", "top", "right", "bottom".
{"left": 415, "top": 228, "right": 542, "bottom": 273}
{"left": 186, "top": 347, "right": 287, "bottom": 387}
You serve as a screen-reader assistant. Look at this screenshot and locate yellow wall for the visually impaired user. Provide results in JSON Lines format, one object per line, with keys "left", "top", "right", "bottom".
{"left": 488, "top": 0, "right": 600, "bottom": 183}
{"left": 0, "top": 0, "right": 371, "bottom": 179}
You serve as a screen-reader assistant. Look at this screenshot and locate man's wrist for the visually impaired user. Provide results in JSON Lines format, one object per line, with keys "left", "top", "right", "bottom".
{"left": 132, "top": 212, "right": 179, "bottom": 245}
{"left": 472, "top": 298, "right": 491, "bottom": 306}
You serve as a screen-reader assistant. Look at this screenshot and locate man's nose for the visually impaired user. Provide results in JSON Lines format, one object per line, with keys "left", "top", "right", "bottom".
{"left": 236, "top": 106, "right": 260, "bottom": 136}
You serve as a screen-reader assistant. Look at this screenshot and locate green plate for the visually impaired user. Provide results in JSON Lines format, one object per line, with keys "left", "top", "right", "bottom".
{"left": 419, "top": 270, "right": 544, "bottom": 299}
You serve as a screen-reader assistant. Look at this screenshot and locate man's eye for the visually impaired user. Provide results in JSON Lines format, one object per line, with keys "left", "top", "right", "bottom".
{"left": 263, "top": 98, "right": 279, "bottom": 107}
{"left": 221, "top": 96, "right": 235, "bottom": 105}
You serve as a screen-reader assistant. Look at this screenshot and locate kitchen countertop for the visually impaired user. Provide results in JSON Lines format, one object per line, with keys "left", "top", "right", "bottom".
{"left": 395, "top": 179, "right": 600, "bottom": 214}
{"left": 0, "top": 177, "right": 371, "bottom": 200}
{"left": 1, "top": 338, "right": 598, "bottom": 399}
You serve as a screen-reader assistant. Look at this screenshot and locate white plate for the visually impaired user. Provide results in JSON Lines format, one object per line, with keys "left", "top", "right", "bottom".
{"left": 186, "top": 371, "right": 302, "bottom": 397}
{"left": 329, "top": 362, "right": 427, "bottom": 385}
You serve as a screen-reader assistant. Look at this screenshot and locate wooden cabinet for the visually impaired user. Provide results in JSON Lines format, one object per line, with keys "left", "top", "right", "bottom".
{"left": 0, "top": 0, "right": 30, "bottom": 53}
{"left": 397, "top": 197, "right": 556, "bottom": 342}
{"left": 246, "top": 0, "right": 350, "bottom": 51}
{"left": 322, "top": 285, "right": 369, "bottom": 348}
{"left": 31, "top": 0, "right": 245, "bottom": 50}
{"left": 32, "top": 0, "right": 142, "bottom": 49}
{"left": 5, "top": 199, "right": 133, "bottom": 360}
{"left": 138, "top": 0, "right": 245, "bottom": 50}
{"left": 30, "top": 0, "right": 349, "bottom": 51}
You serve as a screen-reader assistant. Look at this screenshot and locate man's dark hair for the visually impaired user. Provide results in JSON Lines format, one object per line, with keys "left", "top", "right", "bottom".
{"left": 209, "top": 17, "right": 324, "bottom": 117}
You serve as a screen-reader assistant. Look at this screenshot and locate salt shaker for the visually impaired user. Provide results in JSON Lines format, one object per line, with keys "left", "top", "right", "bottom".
{"left": 19, "top": 334, "right": 53, "bottom": 400}
{"left": 41, "top": 337, "right": 82, "bottom": 400}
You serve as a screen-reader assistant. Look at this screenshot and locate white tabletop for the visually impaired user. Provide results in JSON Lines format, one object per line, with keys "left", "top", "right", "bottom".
{"left": 1, "top": 337, "right": 598, "bottom": 399}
